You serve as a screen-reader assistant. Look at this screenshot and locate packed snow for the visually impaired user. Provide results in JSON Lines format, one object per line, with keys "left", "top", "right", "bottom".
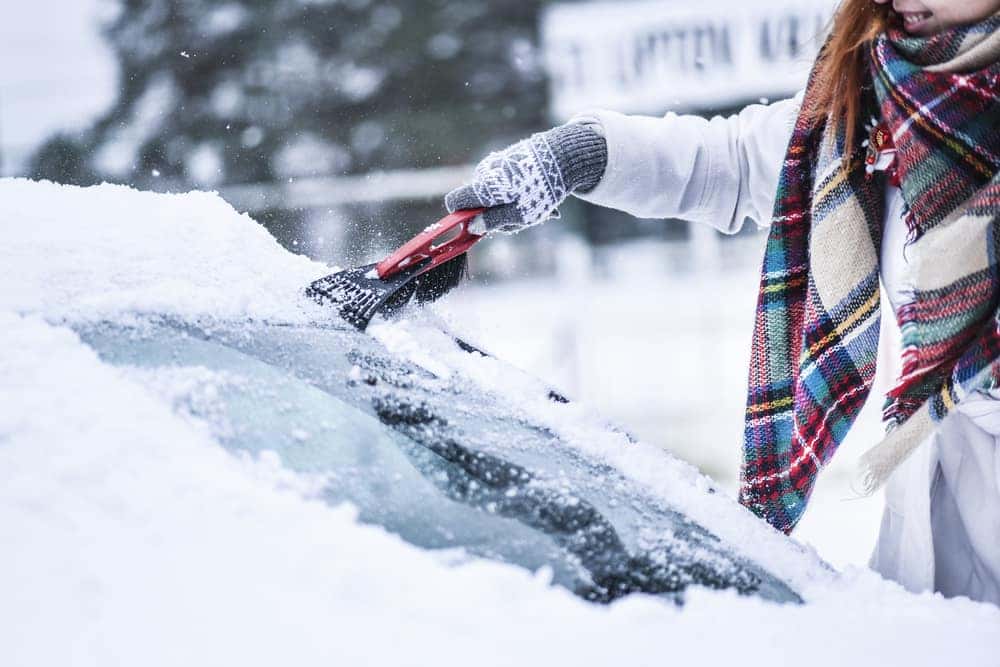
{"left": 0, "top": 179, "right": 321, "bottom": 323}
{"left": 1, "top": 178, "right": 997, "bottom": 666}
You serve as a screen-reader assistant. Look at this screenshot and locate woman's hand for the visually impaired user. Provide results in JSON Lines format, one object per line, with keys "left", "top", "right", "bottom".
{"left": 445, "top": 123, "right": 607, "bottom": 234}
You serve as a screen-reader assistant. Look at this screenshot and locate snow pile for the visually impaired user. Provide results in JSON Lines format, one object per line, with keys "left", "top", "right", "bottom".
{"left": 1, "top": 179, "right": 998, "bottom": 666}
{"left": 0, "top": 179, "right": 327, "bottom": 322}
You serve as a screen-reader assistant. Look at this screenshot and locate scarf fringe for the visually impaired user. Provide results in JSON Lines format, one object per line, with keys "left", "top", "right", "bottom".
{"left": 854, "top": 404, "right": 934, "bottom": 495}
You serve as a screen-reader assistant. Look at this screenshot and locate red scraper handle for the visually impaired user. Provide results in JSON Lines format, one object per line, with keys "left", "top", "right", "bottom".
{"left": 375, "top": 208, "right": 486, "bottom": 280}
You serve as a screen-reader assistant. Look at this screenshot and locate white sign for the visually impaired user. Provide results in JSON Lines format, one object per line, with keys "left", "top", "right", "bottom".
{"left": 543, "top": 0, "right": 837, "bottom": 120}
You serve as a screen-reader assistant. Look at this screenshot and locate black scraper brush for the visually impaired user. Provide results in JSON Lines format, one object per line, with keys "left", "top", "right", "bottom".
{"left": 306, "top": 208, "right": 485, "bottom": 331}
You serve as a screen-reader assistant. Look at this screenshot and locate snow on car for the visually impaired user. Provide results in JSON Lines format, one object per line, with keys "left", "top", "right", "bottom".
{"left": 1, "top": 178, "right": 997, "bottom": 666}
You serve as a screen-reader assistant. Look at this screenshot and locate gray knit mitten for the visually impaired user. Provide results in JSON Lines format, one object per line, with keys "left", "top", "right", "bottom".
{"left": 445, "top": 123, "right": 607, "bottom": 234}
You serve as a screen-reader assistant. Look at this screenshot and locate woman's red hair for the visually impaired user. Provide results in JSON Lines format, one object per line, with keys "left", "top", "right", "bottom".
{"left": 806, "top": 0, "right": 893, "bottom": 151}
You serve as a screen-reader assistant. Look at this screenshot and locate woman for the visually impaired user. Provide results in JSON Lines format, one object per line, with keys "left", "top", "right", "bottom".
{"left": 446, "top": 0, "right": 1000, "bottom": 605}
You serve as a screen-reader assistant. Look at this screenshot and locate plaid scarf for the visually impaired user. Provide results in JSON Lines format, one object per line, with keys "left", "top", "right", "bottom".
{"left": 739, "top": 13, "right": 1000, "bottom": 534}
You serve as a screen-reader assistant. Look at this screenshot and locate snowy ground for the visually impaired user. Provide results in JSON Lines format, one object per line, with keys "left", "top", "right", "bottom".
{"left": 2, "top": 179, "right": 998, "bottom": 666}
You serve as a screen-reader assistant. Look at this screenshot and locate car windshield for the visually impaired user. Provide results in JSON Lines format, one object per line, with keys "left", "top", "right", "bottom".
{"left": 77, "top": 316, "right": 799, "bottom": 604}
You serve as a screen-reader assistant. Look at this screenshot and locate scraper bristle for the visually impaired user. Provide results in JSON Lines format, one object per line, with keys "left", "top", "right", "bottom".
{"left": 306, "top": 264, "right": 418, "bottom": 331}
{"left": 414, "top": 254, "right": 468, "bottom": 304}
{"left": 307, "top": 252, "right": 469, "bottom": 331}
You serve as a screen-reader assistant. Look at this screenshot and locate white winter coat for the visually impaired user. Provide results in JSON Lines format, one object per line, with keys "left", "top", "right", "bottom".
{"left": 573, "top": 100, "right": 1000, "bottom": 605}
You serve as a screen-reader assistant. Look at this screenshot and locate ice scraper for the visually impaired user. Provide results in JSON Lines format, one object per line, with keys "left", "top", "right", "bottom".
{"left": 307, "top": 210, "right": 632, "bottom": 418}
{"left": 306, "top": 208, "right": 486, "bottom": 331}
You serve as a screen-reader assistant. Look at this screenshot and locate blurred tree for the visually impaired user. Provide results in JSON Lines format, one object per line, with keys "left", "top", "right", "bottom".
{"left": 30, "top": 135, "right": 100, "bottom": 185}
{"left": 30, "top": 0, "right": 548, "bottom": 190}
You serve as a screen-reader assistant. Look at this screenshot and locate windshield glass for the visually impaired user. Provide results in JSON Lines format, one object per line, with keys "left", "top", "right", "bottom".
{"left": 77, "top": 317, "right": 799, "bottom": 604}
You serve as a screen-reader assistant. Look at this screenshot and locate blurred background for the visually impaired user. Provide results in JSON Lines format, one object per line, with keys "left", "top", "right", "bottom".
{"left": 1, "top": 0, "right": 892, "bottom": 567}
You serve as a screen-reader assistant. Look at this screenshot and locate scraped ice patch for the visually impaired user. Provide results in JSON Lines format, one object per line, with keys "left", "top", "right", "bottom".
{"left": 369, "top": 317, "right": 457, "bottom": 378}
{"left": 122, "top": 365, "right": 244, "bottom": 442}
{"left": 0, "top": 178, "right": 329, "bottom": 323}
{"left": 2, "top": 311, "right": 999, "bottom": 665}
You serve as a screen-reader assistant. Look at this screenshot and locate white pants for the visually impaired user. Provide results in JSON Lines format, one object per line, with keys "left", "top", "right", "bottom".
{"left": 870, "top": 392, "right": 1000, "bottom": 605}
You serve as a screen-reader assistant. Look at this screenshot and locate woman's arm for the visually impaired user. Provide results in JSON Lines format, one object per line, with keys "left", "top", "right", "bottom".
{"left": 571, "top": 95, "right": 802, "bottom": 234}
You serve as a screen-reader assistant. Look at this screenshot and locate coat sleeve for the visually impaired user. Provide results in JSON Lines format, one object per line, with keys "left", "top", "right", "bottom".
{"left": 571, "top": 94, "right": 802, "bottom": 234}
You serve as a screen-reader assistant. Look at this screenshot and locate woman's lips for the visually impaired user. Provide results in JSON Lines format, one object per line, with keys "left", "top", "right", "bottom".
{"left": 900, "top": 10, "right": 933, "bottom": 32}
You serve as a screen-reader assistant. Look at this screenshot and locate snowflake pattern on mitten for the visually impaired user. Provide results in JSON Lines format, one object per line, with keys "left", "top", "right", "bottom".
{"left": 472, "top": 132, "right": 568, "bottom": 229}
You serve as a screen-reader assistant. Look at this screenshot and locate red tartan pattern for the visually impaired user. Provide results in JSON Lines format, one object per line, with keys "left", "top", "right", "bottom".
{"left": 740, "top": 15, "right": 1000, "bottom": 533}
